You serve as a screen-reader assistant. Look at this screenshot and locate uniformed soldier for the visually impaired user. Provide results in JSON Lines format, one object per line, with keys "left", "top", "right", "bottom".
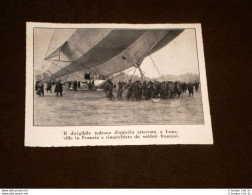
{"left": 73, "top": 81, "right": 78, "bottom": 91}
{"left": 38, "top": 81, "right": 44, "bottom": 96}
{"left": 54, "top": 80, "right": 63, "bottom": 97}
{"left": 46, "top": 81, "right": 52, "bottom": 93}
{"left": 188, "top": 82, "right": 194, "bottom": 97}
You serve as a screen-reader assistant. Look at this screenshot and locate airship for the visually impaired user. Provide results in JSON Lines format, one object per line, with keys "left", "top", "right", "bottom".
{"left": 40, "top": 28, "right": 183, "bottom": 81}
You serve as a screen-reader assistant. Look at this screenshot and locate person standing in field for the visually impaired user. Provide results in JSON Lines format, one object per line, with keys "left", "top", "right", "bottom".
{"left": 46, "top": 81, "right": 52, "bottom": 93}
{"left": 188, "top": 82, "right": 194, "bottom": 97}
{"left": 117, "top": 81, "right": 124, "bottom": 99}
{"left": 35, "top": 81, "right": 39, "bottom": 91}
{"left": 88, "top": 81, "right": 92, "bottom": 91}
{"left": 194, "top": 81, "right": 200, "bottom": 92}
{"left": 37, "top": 80, "right": 44, "bottom": 96}
{"left": 54, "top": 80, "right": 63, "bottom": 97}
{"left": 73, "top": 81, "right": 78, "bottom": 91}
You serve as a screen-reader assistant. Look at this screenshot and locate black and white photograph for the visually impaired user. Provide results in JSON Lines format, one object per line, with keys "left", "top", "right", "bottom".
{"left": 34, "top": 27, "right": 203, "bottom": 126}
{"left": 25, "top": 23, "right": 213, "bottom": 146}
{"left": 2, "top": 0, "right": 251, "bottom": 190}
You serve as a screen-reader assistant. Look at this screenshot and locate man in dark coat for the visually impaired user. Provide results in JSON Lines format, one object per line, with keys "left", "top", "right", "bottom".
{"left": 73, "top": 81, "right": 78, "bottom": 91}
{"left": 37, "top": 81, "right": 44, "bottom": 96}
{"left": 54, "top": 80, "right": 63, "bottom": 97}
{"left": 194, "top": 81, "right": 200, "bottom": 92}
{"left": 88, "top": 81, "right": 92, "bottom": 91}
{"left": 46, "top": 81, "right": 52, "bottom": 93}
{"left": 188, "top": 82, "right": 194, "bottom": 97}
{"left": 35, "top": 81, "right": 39, "bottom": 91}
{"left": 117, "top": 81, "right": 124, "bottom": 99}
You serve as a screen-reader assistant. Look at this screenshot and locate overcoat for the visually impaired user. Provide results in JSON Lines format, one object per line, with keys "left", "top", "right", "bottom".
{"left": 54, "top": 83, "right": 63, "bottom": 92}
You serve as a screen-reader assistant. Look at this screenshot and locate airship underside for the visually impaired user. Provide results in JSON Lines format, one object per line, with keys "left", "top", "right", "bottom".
{"left": 42, "top": 29, "right": 183, "bottom": 80}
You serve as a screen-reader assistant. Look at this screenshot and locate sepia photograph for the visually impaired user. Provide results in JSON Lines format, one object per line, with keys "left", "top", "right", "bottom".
{"left": 1, "top": 0, "right": 251, "bottom": 190}
{"left": 33, "top": 27, "right": 203, "bottom": 126}
{"left": 25, "top": 23, "right": 213, "bottom": 146}
{"left": 2, "top": 0, "right": 250, "bottom": 190}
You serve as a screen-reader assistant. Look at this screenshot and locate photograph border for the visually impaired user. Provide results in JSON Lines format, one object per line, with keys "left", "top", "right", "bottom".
{"left": 32, "top": 27, "right": 205, "bottom": 126}
{"left": 25, "top": 22, "right": 213, "bottom": 147}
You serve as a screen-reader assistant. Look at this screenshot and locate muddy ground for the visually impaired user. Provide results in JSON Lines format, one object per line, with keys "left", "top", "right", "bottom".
{"left": 34, "top": 85, "right": 204, "bottom": 126}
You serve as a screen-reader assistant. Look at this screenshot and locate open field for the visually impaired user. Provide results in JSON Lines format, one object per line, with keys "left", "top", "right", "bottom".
{"left": 34, "top": 85, "right": 204, "bottom": 126}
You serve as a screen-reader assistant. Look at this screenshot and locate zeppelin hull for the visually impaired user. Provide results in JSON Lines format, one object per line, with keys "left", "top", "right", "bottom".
{"left": 43, "top": 29, "right": 183, "bottom": 79}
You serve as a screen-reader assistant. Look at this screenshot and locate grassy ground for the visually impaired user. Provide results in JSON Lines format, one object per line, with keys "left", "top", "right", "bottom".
{"left": 34, "top": 85, "right": 204, "bottom": 126}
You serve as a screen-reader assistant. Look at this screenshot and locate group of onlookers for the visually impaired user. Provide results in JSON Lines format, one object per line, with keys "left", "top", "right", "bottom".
{"left": 103, "top": 79, "right": 200, "bottom": 101}
{"left": 35, "top": 80, "right": 63, "bottom": 97}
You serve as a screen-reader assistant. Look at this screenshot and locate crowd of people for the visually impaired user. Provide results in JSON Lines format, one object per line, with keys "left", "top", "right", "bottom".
{"left": 35, "top": 79, "right": 200, "bottom": 101}
{"left": 35, "top": 80, "right": 95, "bottom": 97}
{"left": 68, "top": 80, "right": 94, "bottom": 91}
{"left": 104, "top": 80, "right": 200, "bottom": 101}
{"left": 35, "top": 80, "right": 63, "bottom": 97}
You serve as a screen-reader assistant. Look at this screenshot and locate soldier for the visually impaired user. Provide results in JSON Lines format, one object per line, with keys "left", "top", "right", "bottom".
{"left": 182, "top": 82, "right": 187, "bottom": 93}
{"left": 38, "top": 81, "right": 44, "bottom": 96}
{"left": 188, "top": 82, "right": 194, "bottom": 97}
{"left": 126, "top": 82, "right": 133, "bottom": 100}
{"left": 145, "top": 81, "right": 153, "bottom": 100}
{"left": 126, "top": 79, "right": 132, "bottom": 89}
{"left": 195, "top": 81, "right": 199, "bottom": 92}
{"left": 88, "top": 81, "right": 92, "bottom": 91}
{"left": 150, "top": 81, "right": 155, "bottom": 98}
{"left": 175, "top": 81, "right": 182, "bottom": 98}
{"left": 117, "top": 81, "right": 124, "bottom": 99}
{"left": 35, "top": 80, "right": 39, "bottom": 91}
{"left": 104, "top": 79, "right": 114, "bottom": 100}
{"left": 131, "top": 81, "right": 142, "bottom": 100}
{"left": 46, "top": 81, "right": 52, "bottom": 93}
{"left": 160, "top": 82, "right": 167, "bottom": 99}
{"left": 54, "top": 80, "right": 63, "bottom": 97}
{"left": 142, "top": 81, "right": 148, "bottom": 100}
{"left": 73, "top": 81, "right": 78, "bottom": 91}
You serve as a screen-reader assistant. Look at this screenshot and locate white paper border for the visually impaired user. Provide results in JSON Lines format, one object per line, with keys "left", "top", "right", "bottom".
{"left": 25, "top": 22, "right": 213, "bottom": 147}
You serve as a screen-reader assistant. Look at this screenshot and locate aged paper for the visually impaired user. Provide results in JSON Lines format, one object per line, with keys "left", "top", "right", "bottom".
{"left": 25, "top": 22, "right": 213, "bottom": 146}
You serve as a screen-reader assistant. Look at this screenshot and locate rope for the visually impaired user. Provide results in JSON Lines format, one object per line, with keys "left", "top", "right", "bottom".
{"left": 129, "top": 68, "right": 137, "bottom": 81}
{"left": 43, "top": 32, "right": 91, "bottom": 80}
{"left": 44, "top": 31, "right": 147, "bottom": 81}
{"left": 109, "top": 67, "right": 136, "bottom": 81}
{"left": 148, "top": 53, "right": 167, "bottom": 82}
{"left": 44, "top": 29, "right": 56, "bottom": 59}
{"left": 46, "top": 41, "right": 93, "bottom": 78}
{"left": 138, "top": 67, "right": 146, "bottom": 82}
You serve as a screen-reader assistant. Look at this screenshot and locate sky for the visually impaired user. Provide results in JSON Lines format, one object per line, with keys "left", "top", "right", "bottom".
{"left": 140, "top": 29, "right": 199, "bottom": 77}
{"left": 34, "top": 28, "right": 55, "bottom": 73}
{"left": 34, "top": 29, "right": 199, "bottom": 77}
